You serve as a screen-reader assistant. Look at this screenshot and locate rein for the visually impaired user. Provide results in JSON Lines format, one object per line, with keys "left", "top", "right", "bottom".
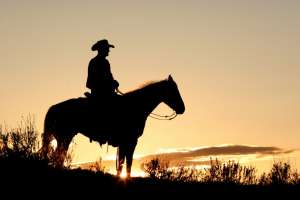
{"left": 149, "top": 111, "right": 177, "bottom": 120}
{"left": 116, "top": 88, "right": 177, "bottom": 120}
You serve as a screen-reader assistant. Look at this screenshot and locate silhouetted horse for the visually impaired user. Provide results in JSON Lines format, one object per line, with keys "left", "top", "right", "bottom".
{"left": 42, "top": 75, "right": 185, "bottom": 177}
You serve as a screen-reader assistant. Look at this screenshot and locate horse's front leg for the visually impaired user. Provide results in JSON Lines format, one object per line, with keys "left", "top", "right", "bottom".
{"left": 116, "top": 146, "right": 125, "bottom": 176}
{"left": 125, "top": 141, "right": 137, "bottom": 178}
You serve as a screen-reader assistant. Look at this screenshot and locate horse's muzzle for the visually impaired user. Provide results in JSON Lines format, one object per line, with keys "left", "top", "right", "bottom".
{"left": 176, "top": 105, "right": 185, "bottom": 114}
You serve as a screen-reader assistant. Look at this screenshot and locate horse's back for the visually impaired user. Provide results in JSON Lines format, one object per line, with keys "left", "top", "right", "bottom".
{"left": 43, "top": 95, "right": 142, "bottom": 145}
{"left": 44, "top": 97, "right": 89, "bottom": 132}
{"left": 51, "top": 97, "right": 88, "bottom": 110}
{"left": 44, "top": 96, "right": 120, "bottom": 132}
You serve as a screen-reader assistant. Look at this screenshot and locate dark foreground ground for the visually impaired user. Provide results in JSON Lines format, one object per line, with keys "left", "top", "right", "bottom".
{"left": 1, "top": 159, "right": 299, "bottom": 199}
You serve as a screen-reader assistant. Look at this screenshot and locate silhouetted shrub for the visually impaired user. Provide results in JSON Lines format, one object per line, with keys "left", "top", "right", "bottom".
{"left": 142, "top": 157, "right": 300, "bottom": 186}
{"left": 270, "top": 162, "right": 291, "bottom": 184}
{"left": 259, "top": 161, "right": 300, "bottom": 185}
{"left": 203, "top": 158, "right": 257, "bottom": 185}
{"left": 88, "top": 157, "right": 106, "bottom": 173}
{"left": 0, "top": 115, "right": 41, "bottom": 161}
{"left": 0, "top": 115, "right": 74, "bottom": 169}
{"left": 169, "top": 165, "right": 203, "bottom": 182}
{"left": 143, "top": 158, "right": 259, "bottom": 185}
{"left": 142, "top": 157, "right": 171, "bottom": 179}
{"left": 291, "top": 170, "right": 300, "bottom": 185}
{"left": 142, "top": 158, "right": 203, "bottom": 182}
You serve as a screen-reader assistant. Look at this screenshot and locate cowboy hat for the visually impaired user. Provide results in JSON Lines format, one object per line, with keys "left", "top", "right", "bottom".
{"left": 91, "top": 39, "right": 115, "bottom": 51}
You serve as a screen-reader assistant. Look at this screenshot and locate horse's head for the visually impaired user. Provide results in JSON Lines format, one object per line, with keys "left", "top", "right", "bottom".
{"left": 163, "top": 75, "right": 185, "bottom": 114}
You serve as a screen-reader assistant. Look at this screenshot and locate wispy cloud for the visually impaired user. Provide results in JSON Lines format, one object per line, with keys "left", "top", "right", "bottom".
{"left": 78, "top": 144, "right": 296, "bottom": 174}
{"left": 137, "top": 145, "right": 295, "bottom": 167}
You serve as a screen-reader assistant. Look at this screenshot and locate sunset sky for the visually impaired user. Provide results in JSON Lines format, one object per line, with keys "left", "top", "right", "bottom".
{"left": 1, "top": 0, "right": 300, "bottom": 174}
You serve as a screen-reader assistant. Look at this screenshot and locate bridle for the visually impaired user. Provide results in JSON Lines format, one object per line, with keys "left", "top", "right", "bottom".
{"left": 116, "top": 88, "right": 177, "bottom": 120}
{"left": 148, "top": 111, "right": 177, "bottom": 120}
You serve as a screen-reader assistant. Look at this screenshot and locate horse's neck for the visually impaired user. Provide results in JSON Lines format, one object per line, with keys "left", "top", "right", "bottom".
{"left": 138, "top": 82, "right": 165, "bottom": 117}
{"left": 125, "top": 81, "right": 166, "bottom": 117}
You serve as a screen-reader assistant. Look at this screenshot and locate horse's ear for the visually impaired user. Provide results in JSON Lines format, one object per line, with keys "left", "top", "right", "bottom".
{"left": 168, "top": 75, "right": 173, "bottom": 82}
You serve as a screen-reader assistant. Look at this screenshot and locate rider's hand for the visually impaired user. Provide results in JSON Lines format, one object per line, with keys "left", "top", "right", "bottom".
{"left": 113, "top": 80, "right": 119, "bottom": 89}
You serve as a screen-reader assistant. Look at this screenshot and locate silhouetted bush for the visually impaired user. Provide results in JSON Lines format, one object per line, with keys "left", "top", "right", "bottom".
{"left": 259, "top": 161, "right": 300, "bottom": 185}
{"left": 88, "top": 157, "right": 106, "bottom": 173}
{"left": 142, "top": 158, "right": 203, "bottom": 182}
{"left": 203, "top": 158, "right": 257, "bottom": 185}
{"left": 142, "top": 157, "right": 300, "bottom": 186}
{"left": 0, "top": 115, "right": 40, "bottom": 158}
{"left": 142, "top": 157, "right": 171, "bottom": 179}
{"left": 0, "top": 115, "right": 74, "bottom": 169}
{"left": 169, "top": 165, "right": 203, "bottom": 182}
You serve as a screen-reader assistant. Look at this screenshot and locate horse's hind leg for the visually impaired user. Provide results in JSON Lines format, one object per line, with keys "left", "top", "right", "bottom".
{"left": 54, "top": 135, "right": 72, "bottom": 167}
{"left": 41, "top": 131, "right": 53, "bottom": 158}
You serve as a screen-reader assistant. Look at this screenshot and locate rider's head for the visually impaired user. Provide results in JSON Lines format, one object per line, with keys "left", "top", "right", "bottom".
{"left": 91, "top": 39, "right": 115, "bottom": 57}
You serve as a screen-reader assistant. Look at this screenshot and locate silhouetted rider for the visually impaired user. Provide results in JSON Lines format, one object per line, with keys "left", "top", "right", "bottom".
{"left": 86, "top": 39, "right": 119, "bottom": 100}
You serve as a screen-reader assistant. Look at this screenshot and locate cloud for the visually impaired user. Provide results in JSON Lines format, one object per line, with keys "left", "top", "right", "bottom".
{"left": 79, "top": 145, "right": 296, "bottom": 173}
{"left": 137, "top": 145, "right": 295, "bottom": 167}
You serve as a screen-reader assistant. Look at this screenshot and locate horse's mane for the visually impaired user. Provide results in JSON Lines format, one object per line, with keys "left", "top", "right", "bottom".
{"left": 125, "top": 79, "right": 167, "bottom": 96}
{"left": 138, "top": 80, "right": 158, "bottom": 89}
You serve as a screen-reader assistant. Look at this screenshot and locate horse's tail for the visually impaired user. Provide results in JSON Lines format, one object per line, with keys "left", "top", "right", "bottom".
{"left": 41, "top": 106, "right": 57, "bottom": 157}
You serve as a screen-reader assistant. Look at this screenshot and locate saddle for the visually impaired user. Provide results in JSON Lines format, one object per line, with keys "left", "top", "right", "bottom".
{"left": 84, "top": 91, "right": 120, "bottom": 101}
{"left": 83, "top": 91, "right": 122, "bottom": 146}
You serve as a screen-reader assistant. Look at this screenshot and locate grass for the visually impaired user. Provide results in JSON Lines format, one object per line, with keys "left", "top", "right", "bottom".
{"left": 0, "top": 116, "right": 299, "bottom": 196}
